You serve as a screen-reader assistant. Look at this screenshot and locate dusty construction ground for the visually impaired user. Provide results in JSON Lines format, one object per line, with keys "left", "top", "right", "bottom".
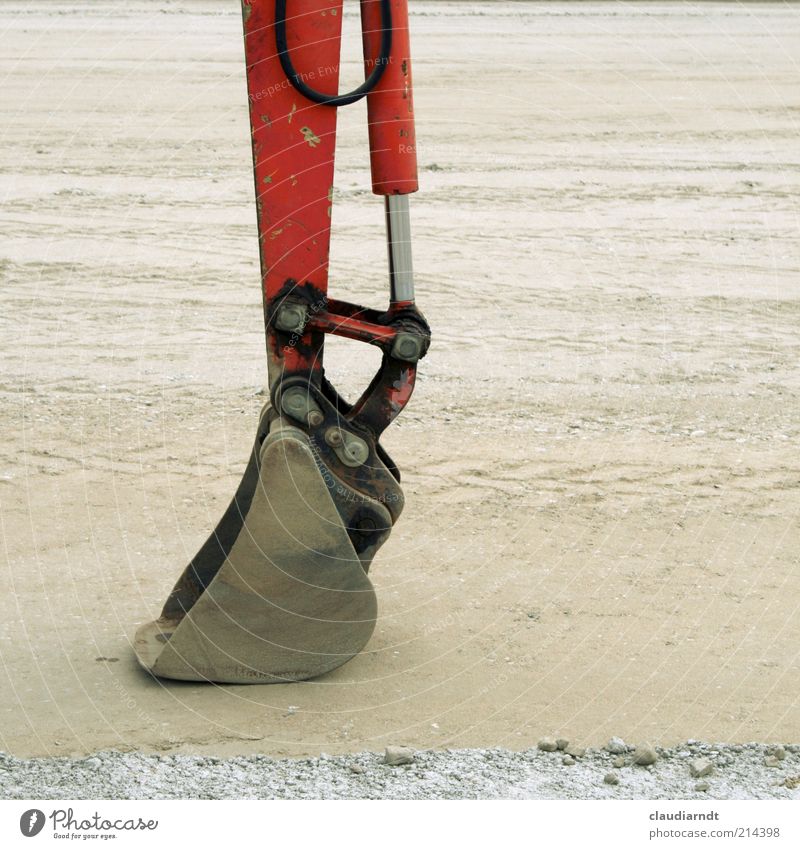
{"left": 1, "top": 1, "right": 800, "bottom": 761}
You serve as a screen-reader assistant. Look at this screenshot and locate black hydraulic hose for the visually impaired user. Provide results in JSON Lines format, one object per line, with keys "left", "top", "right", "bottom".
{"left": 275, "top": 0, "right": 393, "bottom": 107}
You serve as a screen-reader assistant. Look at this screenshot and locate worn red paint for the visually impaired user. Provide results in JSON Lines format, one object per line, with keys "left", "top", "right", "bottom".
{"left": 242, "top": 0, "right": 428, "bottom": 438}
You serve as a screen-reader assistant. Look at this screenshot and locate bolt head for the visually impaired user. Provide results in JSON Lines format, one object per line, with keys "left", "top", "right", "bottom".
{"left": 281, "top": 388, "right": 309, "bottom": 421}
{"left": 307, "top": 410, "right": 324, "bottom": 427}
{"left": 391, "top": 332, "right": 423, "bottom": 363}
{"left": 275, "top": 304, "right": 308, "bottom": 334}
{"left": 342, "top": 438, "right": 369, "bottom": 465}
{"left": 325, "top": 429, "right": 344, "bottom": 447}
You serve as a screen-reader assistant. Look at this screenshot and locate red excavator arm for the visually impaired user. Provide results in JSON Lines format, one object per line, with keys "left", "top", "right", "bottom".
{"left": 134, "top": 0, "right": 430, "bottom": 684}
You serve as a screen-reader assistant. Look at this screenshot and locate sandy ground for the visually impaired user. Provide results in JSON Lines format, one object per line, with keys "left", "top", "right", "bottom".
{"left": 2, "top": 0, "right": 800, "bottom": 766}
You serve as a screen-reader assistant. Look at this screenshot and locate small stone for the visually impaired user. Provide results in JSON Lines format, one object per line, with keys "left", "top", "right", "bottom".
{"left": 562, "top": 755, "right": 575, "bottom": 766}
{"left": 84, "top": 757, "right": 102, "bottom": 769}
{"left": 606, "top": 737, "right": 628, "bottom": 754}
{"left": 603, "top": 772, "right": 619, "bottom": 785}
{"left": 383, "top": 746, "right": 415, "bottom": 766}
{"left": 764, "top": 756, "right": 782, "bottom": 769}
{"left": 565, "top": 745, "right": 585, "bottom": 759}
{"left": 613, "top": 756, "right": 627, "bottom": 769}
{"left": 556, "top": 738, "right": 569, "bottom": 751}
{"left": 349, "top": 764, "right": 365, "bottom": 775}
{"left": 782, "top": 776, "right": 800, "bottom": 789}
{"left": 690, "top": 758, "right": 714, "bottom": 778}
{"left": 767, "top": 745, "right": 786, "bottom": 761}
{"left": 633, "top": 744, "right": 659, "bottom": 766}
{"left": 537, "top": 737, "right": 558, "bottom": 752}
{"left": 695, "top": 781, "right": 710, "bottom": 792}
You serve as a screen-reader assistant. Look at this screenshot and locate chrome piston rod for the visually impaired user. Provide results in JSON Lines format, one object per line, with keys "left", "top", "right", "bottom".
{"left": 385, "top": 194, "right": 414, "bottom": 303}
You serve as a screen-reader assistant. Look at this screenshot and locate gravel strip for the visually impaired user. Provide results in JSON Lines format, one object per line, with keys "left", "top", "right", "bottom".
{"left": 2, "top": 744, "right": 799, "bottom": 800}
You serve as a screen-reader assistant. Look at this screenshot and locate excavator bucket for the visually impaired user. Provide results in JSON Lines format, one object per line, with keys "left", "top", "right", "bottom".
{"left": 134, "top": 412, "right": 397, "bottom": 683}
{"left": 134, "top": 0, "right": 429, "bottom": 683}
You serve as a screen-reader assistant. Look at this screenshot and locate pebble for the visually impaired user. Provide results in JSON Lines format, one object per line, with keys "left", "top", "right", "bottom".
{"left": 556, "top": 738, "right": 570, "bottom": 751}
{"left": 603, "top": 773, "right": 619, "bottom": 786}
{"left": 612, "top": 756, "right": 627, "bottom": 769}
{"left": 84, "top": 757, "right": 102, "bottom": 769}
{"left": 562, "top": 756, "right": 575, "bottom": 766}
{"left": 695, "top": 782, "right": 710, "bottom": 792}
{"left": 606, "top": 737, "right": 628, "bottom": 755}
{"left": 349, "top": 764, "right": 365, "bottom": 775}
{"left": 690, "top": 758, "right": 714, "bottom": 778}
{"left": 764, "top": 756, "right": 782, "bottom": 769}
{"left": 383, "top": 746, "right": 415, "bottom": 767}
{"left": 537, "top": 737, "right": 558, "bottom": 753}
{"left": 633, "top": 744, "right": 659, "bottom": 766}
{"left": 767, "top": 746, "right": 786, "bottom": 761}
{"left": 565, "top": 745, "right": 585, "bottom": 759}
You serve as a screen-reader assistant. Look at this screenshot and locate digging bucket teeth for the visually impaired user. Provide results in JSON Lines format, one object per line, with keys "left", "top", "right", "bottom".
{"left": 134, "top": 1, "right": 429, "bottom": 683}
